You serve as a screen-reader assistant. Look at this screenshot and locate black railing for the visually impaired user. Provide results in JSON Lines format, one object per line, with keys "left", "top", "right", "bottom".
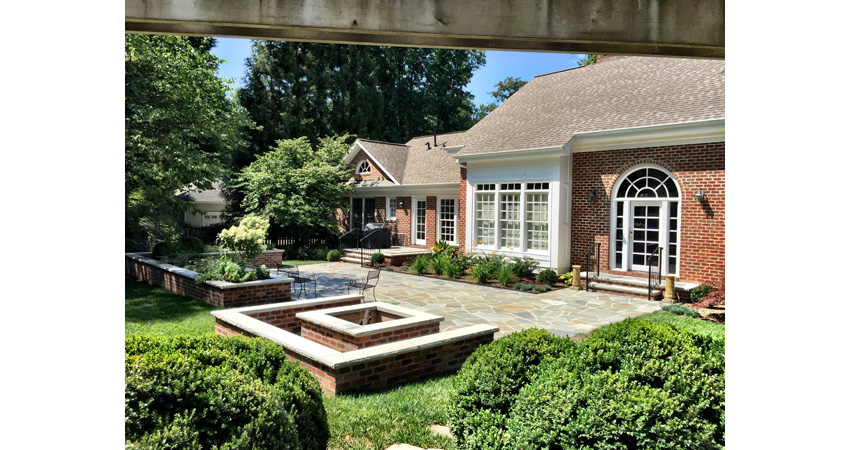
{"left": 584, "top": 243, "right": 601, "bottom": 291}
{"left": 647, "top": 246, "right": 664, "bottom": 300}
{"left": 339, "top": 228, "right": 361, "bottom": 254}
{"left": 359, "top": 230, "right": 380, "bottom": 267}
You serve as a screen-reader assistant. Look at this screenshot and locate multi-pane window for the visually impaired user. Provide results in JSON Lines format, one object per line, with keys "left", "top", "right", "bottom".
{"left": 387, "top": 198, "right": 397, "bottom": 220}
{"left": 500, "top": 192, "right": 521, "bottom": 248}
{"left": 440, "top": 199, "right": 456, "bottom": 243}
{"left": 525, "top": 187, "right": 549, "bottom": 251}
{"left": 473, "top": 182, "right": 550, "bottom": 251}
{"left": 475, "top": 184, "right": 496, "bottom": 246}
{"left": 356, "top": 160, "right": 371, "bottom": 174}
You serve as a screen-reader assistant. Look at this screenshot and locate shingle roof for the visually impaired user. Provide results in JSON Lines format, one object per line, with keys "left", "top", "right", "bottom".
{"left": 353, "top": 131, "right": 466, "bottom": 186}
{"left": 455, "top": 56, "right": 725, "bottom": 156}
{"left": 175, "top": 181, "right": 226, "bottom": 204}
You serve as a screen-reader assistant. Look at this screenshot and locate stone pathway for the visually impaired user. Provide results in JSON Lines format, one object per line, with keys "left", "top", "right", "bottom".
{"left": 282, "top": 263, "right": 661, "bottom": 339}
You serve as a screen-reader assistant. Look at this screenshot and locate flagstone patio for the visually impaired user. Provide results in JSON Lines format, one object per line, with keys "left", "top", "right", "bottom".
{"left": 278, "top": 262, "right": 661, "bottom": 338}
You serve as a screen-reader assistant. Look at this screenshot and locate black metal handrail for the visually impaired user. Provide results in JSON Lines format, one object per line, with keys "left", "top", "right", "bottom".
{"left": 584, "top": 243, "right": 601, "bottom": 291}
{"left": 339, "top": 228, "right": 361, "bottom": 251}
{"left": 647, "top": 246, "right": 663, "bottom": 300}
{"left": 359, "top": 230, "right": 380, "bottom": 267}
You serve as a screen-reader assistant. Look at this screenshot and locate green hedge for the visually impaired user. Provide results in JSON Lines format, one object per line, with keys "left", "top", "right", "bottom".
{"left": 504, "top": 320, "right": 725, "bottom": 450}
{"left": 125, "top": 335, "right": 328, "bottom": 450}
{"left": 447, "top": 328, "right": 575, "bottom": 450}
{"left": 448, "top": 320, "right": 725, "bottom": 450}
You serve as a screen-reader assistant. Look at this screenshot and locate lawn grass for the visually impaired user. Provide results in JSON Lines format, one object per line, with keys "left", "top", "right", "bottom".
{"left": 324, "top": 375, "right": 457, "bottom": 450}
{"left": 125, "top": 277, "right": 219, "bottom": 337}
{"left": 281, "top": 259, "right": 327, "bottom": 266}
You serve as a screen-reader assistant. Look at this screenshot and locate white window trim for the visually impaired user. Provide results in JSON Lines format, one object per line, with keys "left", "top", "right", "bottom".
{"left": 472, "top": 181, "right": 551, "bottom": 254}
{"left": 609, "top": 164, "right": 681, "bottom": 276}
{"left": 437, "top": 197, "right": 458, "bottom": 245}
{"left": 355, "top": 160, "right": 371, "bottom": 174}
{"left": 411, "top": 197, "right": 427, "bottom": 246}
{"left": 386, "top": 198, "right": 397, "bottom": 221}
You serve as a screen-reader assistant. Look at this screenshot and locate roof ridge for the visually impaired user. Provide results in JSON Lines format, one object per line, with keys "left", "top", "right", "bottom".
{"left": 357, "top": 138, "right": 410, "bottom": 147}
{"left": 407, "top": 129, "right": 468, "bottom": 140}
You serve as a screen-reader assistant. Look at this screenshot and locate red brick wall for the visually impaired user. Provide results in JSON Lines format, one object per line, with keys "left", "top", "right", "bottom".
{"left": 126, "top": 256, "right": 291, "bottom": 308}
{"left": 570, "top": 142, "right": 725, "bottom": 284}
{"left": 425, "top": 196, "right": 437, "bottom": 248}
{"left": 242, "top": 296, "right": 363, "bottom": 333}
{"left": 458, "top": 167, "right": 468, "bottom": 249}
{"left": 252, "top": 251, "right": 284, "bottom": 267}
{"left": 395, "top": 196, "right": 412, "bottom": 246}
{"left": 300, "top": 321, "right": 440, "bottom": 352}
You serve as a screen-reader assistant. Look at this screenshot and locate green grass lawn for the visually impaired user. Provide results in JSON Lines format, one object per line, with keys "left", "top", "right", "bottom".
{"left": 125, "top": 275, "right": 723, "bottom": 450}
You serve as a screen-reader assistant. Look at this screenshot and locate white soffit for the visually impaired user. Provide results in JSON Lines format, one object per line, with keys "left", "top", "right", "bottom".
{"left": 567, "top": 118, "right": 725, "bottom": 153}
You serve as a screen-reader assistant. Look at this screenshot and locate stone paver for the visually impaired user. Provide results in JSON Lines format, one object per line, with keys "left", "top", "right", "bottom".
{"left": 283, "top": 263, "right": 662, "bottom": 339}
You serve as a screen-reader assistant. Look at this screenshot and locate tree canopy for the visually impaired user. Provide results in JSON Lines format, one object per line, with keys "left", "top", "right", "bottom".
{"left": 125, "top": 34, "right": 253, "bottom": 247}
{"left": 471, "top": 76, "right": 528, "bottom": 122}
{"left": 578, "top": 54, "right": 598, "bottom": 66}
{"left": 236, "top": 136, "right": 353, "bottom": 242}
{"left": 237, "top": 42, "right": 485, "bottom": 165}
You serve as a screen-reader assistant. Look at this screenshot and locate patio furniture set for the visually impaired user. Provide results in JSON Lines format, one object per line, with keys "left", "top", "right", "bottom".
{"left": 276, "top": 263, "right": 380, "bottom": 300}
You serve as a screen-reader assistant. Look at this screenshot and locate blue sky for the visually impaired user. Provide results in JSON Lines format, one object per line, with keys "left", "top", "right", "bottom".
{"left": 210, "top": 37, "right": 586, "bottom": 106}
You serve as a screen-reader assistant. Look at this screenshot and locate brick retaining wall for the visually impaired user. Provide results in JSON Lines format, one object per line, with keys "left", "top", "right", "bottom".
{"left": 126, "top": 252, "right": 291, "bottom": 308}
{"left": 300, "top": 321, "right": 441, "bottom": 352}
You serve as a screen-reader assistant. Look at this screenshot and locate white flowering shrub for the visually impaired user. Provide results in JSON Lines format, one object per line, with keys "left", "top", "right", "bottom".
{"left": 216, "top": 215, "right": 269, "bottom": 263}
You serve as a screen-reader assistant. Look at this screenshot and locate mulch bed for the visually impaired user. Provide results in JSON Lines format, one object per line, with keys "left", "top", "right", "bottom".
{"left": 373, "top": 264, "right": 569, "bottom": 294}
{"left": 689, "top": 305, "right": 725, "bottom": 324}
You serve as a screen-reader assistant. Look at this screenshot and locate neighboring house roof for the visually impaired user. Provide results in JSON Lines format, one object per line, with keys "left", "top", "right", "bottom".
{"left": 350, "top": 130, "right": 466, "bottom": 186}
{"left": 455, "top": 56, "right": 725, "bottom": 156}
{"left": 175, "top": 181, "right": 226, "bottom": 204}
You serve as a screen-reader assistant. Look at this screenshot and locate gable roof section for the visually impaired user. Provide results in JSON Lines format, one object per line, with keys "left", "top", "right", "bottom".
{"left": 456, "top": 56, "right": 725, "bottom": 156}
{"left": 348, "top": 131, "right": 466, "bottom": 186}
{"left": 175, "top": 181, "right": 226, "bottom": 204}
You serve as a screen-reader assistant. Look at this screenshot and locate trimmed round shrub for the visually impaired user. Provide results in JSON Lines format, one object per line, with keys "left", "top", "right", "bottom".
{"left": 326, "top": 249, "right": 341, "bottom": 262}
{"left": 126, "top": 238, "right": 140, "bottom": 253}
{"left": 152, "top": 241, "right": 176, "bottom": 258}
{"left": 178, "top": 236, "right": 205, "bottom": 254}
{"left": 370, "top": 252, "right": 386, "bottom": 264}
{"left": 313, "top": 246, "right": 330, "bottom": 261}
{"left": 448, "top": 328, "right": 575, "bottom": 450}
{"left": 690, "top": 283, "right": 715, "bottom": 302}
{"left": 125, "top": 335, "right": 328, "bottom": 450}
{"left": 503, "top": 319, "right": 725, "bottom": 450}
{"left": 535, "top": 269, "right": 558, "bottom": 286}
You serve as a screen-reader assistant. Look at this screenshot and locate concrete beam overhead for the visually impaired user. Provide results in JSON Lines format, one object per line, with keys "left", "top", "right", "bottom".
{"left": 126, "top": 0, "right": 724, "bottom": 59}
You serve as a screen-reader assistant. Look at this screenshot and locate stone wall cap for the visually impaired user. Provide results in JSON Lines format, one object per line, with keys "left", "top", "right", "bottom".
{"left": 216, "top": 294, "right": 364, "bottom": 315}
{"left": 296, "top": 302, "right": 443, "bottom": 337}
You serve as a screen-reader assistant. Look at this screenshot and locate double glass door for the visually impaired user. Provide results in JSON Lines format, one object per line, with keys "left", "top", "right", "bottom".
{"left": 350, "top": 197, "right": 375, "bottom": 230}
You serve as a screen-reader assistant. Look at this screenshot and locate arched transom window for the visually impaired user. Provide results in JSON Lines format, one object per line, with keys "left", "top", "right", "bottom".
{"left": 616, "top": 167, "right": 679, "bottom": 199}
{"left": 356, "top": 160, "right": 371, "bottom": 174}
{"left": 611, "top": 166, "right": 681, "bottom": 275}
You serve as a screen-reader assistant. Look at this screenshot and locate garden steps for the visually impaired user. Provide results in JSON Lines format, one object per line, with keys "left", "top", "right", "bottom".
{"left": 580, "top": 272, "right": 663, "bottom": 300}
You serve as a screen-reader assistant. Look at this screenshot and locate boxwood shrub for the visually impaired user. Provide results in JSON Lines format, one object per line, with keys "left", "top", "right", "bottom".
{"left": 125, "top": 335, "right": 328, "bottom": 450}
{"left": 503, "top": 319, "right": 725, "bottom": 450}
{"left": 447, "top": 328, "right": 575, "bottom": 450}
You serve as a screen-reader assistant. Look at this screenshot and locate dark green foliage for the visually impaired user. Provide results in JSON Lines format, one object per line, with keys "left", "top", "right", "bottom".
{"left": 509, "top": 257, "right": 538, "bottom": 280}
{"left": 503, "top": 319, "right": 725, "bottom": 450}
{"left": 371, "top": 252, "right": 386, "bottom": 264}
{"left": 326, "top": 249, "right": 341, "bottom": 262}
{"left": 194, "top": 255, "right": 257, "bottom": 283}
{"left": 496, "top": 265, "right": 515, "bottom": 287}
{"left": 411, "top": 255, "right": 429, "bottom": 275}
{"left": 125, "top": 335, "right": 328, "bottom": 450}
{"left": 691, "top": 283, "right": 715, "bottom": 302}
{"left": 471, "top": 253, "right": 506, "bottom": 283}
{"left": 431, "top": 255, "right": 447, "bottom": 276}
{"left": 578, "top": 54, "right": 598, "bottom": 66}
{"left": 152, "top": 242, "right": 176, "bottom": 259}
{"left": 125, "top": 35, "right": 252, "bottom": 248}
{"left": 663, "top": 304, "right": 702, "bottom": 318}
{"left": 179, "top": 236, "right": 206, "bottom": 254}
{"left": 444, "top": 258, "right": 465, "bottom": 279}
{"left": 313, "top": 246, "right": 331, "bottom": 261}
{"left": 512, "top": 281, "right": 550, "bottom": 293}
{"left": 535, "top": 269, "right": 558, "bottom": 286}
{"left": 126, "top": 238, "right": 141, "bottom": 253}
{"left": 238, "top": 42, "right": 485, "bottom": 162}
{"left": 448, "top": 329, "right": 575, "bottom": 450}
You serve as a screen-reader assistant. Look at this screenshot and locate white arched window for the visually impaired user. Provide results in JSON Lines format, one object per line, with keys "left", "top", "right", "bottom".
{"left": 610, "top": 165, "right": 681, "bottom": 275}
{"left": 355, "top": 160, "right": 371, "bottom": 174}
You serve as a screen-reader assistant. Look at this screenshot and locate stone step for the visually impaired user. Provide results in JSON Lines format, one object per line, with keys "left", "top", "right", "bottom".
{"left": 340, "top": 256, "right": 365, "bottom": 264}
{"left": 587, "top": 281, "right": 663, "bottom": 299}
{"left": 580, "top": 272, "right": 658, "bottom": 288}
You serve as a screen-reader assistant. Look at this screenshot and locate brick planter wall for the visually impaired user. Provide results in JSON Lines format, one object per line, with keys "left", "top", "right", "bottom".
{"left": 300, "top": 321, "right": 441, "bottom": 352}
{"left": 571, "top": 142, "right": 725, "bottom": 284}
{"left": 126, "top": 253, "right": 292, "bottom": 308}
{"left": 241, "top": 297, "right": 363, "bottom": 333}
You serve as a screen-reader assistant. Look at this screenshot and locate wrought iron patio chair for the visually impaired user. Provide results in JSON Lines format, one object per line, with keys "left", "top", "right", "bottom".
{"left": 348, "top": 269, "right": 380, "bottom": 302}
{"left": 277, "top": 263, "right": 317, "bottom": 298}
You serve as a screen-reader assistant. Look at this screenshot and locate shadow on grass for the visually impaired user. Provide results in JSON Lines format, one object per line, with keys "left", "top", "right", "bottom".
{"left": 125, "top": 277, "right": 218, "bottom": 324}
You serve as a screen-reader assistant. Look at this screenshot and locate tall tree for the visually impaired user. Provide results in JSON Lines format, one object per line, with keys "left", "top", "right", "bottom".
{"left": 471, "top": 76, "right": 528, "bottom": 123}
{"left": 236, "top": 136, "right": 354, "bottom": 245}
{"left": 578, "top": 54, "right": 598, "bottom": 66}
{"left": 237, "top": 42, "right": 485, "bottom": 161}
{"left": 125, "top": 34, "right": 253, "bottom": 247}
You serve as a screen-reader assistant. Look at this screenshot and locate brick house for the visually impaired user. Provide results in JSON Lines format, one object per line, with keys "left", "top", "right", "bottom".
{"left": 341, "top": 56, "right": 724, "bottom": 285}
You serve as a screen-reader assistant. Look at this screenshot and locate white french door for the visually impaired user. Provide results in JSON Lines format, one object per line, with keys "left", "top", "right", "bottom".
{"left": 413, "top": 199, "right": 427, "bottom": 245}
{"left": 628, "top": 201, "right": 663, "bottom": 272}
